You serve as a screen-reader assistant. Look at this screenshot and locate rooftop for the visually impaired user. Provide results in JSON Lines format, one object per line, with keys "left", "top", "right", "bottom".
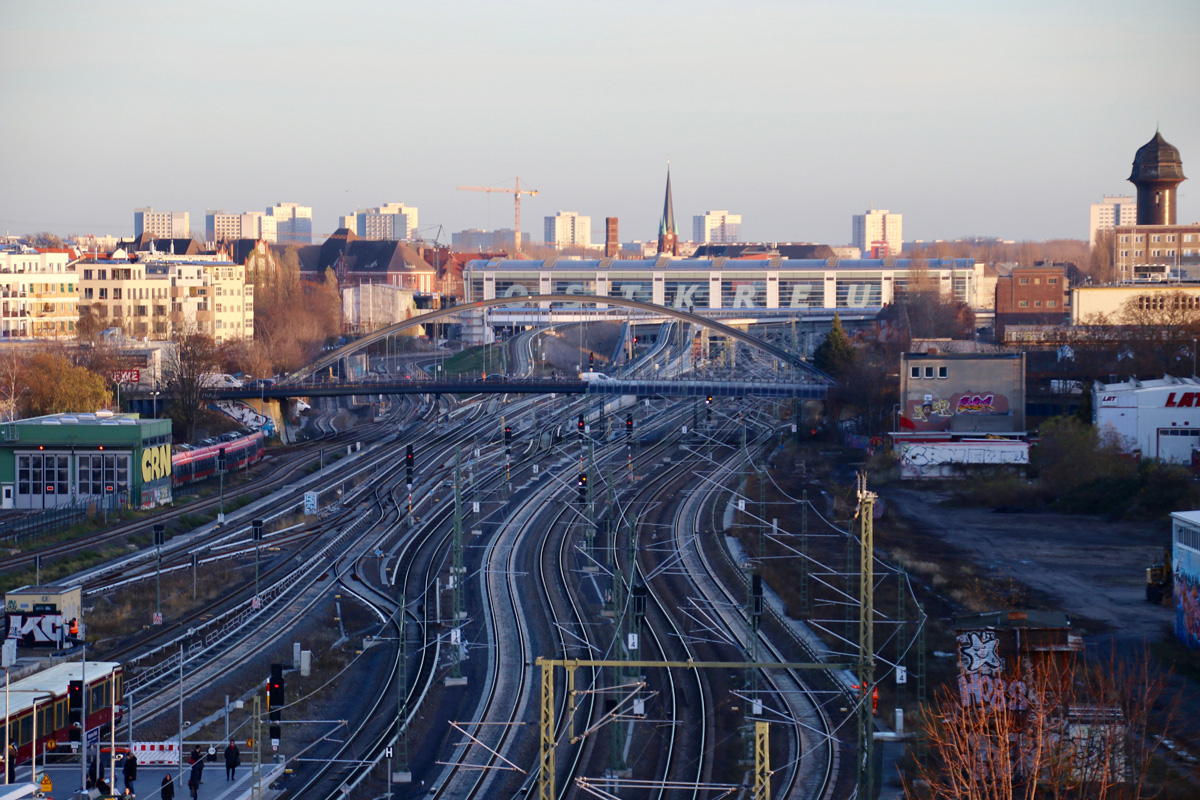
{"left": 1129, "top": 131, "right": 1186, "bottom": 183}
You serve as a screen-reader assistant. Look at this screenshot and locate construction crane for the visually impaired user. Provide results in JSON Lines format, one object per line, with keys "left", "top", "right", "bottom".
{"left": 456, "top": 177, "right": 538, "bottom": 252}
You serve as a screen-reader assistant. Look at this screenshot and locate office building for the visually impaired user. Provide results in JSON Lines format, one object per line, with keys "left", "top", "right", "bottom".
{"left": 0, "top": 247, "right": 77, "bottom": 338}
{"left": 693, "top": 210, "right": 742, "bottom": 244}
{"left": 852, "top": 208, "right": 903, "bottom": 257}
{"left": 994, "top": 265, "right": 1069, "bottom": 338}
{"left": 266, "top": 203, "right": 313, "bottom": 245}
{"left": 205, "top": 211, "right": 277, "bottom": 244}
{"left": 544, "top": 212, "right": 592, "bottom": 247}
{"left": 1088, "top": 196, "right": 1136, "bottom": 247}
{"left": 133, "top": 208, "right": 190, "bottom": 240}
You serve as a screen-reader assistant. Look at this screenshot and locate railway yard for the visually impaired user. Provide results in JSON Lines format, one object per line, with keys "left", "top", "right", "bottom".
{"left": 3, "top": 322, "right": 1197, "bottom": 800}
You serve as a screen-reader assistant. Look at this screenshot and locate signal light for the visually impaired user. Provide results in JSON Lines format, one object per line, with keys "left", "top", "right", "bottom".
{"left": 406, "top": 444, "right": 414, "bottom": 484}
{"left": 577, "top": 414, "right": 584, "bottom": 432}
{"left": 705, "top": 395, "right": 713, "bottom": 405}
{"left": 68, "top": 680, "right": 83, "bottom": 711}
{"left": 589, "top": 352, "right": 595, "bottom": 368}
{"left": 577, "top": 472, "right": 587, "bottom": 505}
{"left": 268, "top": 663, "right": 286, "bottom": 721}
{"left": 504, "top": 425, "right": 512, "bottom": 445}
{"left": 626, "top": 414, "right": 633, "bottom": 434}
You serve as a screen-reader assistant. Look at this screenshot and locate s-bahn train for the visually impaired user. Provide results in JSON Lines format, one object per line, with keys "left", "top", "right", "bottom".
{"left": 171, "top": 430, "right": 265, "bottom": 488}
{"left": 3, "top": 661, "right": 123, "bottom": 763}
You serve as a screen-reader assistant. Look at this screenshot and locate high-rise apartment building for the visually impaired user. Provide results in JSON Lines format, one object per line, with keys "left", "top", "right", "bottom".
{"left": 266, "top": 202, "right": 313, "bottom": 245}
{"left": 133, "top": 207, "right": 190, "bottom": 239}
{"left": 693, "top": 210, "right": 742, "bottom": 244}
{"left": 347, "top": 203, "right": 418, "bottom": 240}
{"left": 544, "top": 212, "right": 592, "bottom": 247}
{"left": 452, "top": 229, "right": 518, "bottom": 252}
{"left": 1089, "top": 196, "right": 1137, "bottom": 247}
{"left": 205, "top": 210, "right": 277, "bottom": 244}
{"left": 852, "top": 208, "right": 903, "bottom": 257}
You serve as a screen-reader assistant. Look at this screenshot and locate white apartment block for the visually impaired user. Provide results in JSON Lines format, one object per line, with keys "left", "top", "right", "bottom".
{"left": 266, "top": 202, "right": 313, "bottom": 244}
{"left": 350, "top": 203, "right": 418, "bottom": 240}
{"left": 78, "top": 256, "right": 253, "bottom": 343}
{"left": 1089, "top": 195, "right": 1137, "bottom": 248}
{"left": 0, "top": 248, "right": 77, "bottom": 338}
{"left": 852, "top": 208, "right": 903, "bottom": 257}
{"left": 692, "top": 210, "right": 742, "bottom": 244}
{"left": 544, "top": 212, "right": 592, "bottom": 247}
{"left": 206, "top": 210, "right": 277, "bottom": 244}
{"left": 133, "top": 207, "right": 190, "bottom": 239}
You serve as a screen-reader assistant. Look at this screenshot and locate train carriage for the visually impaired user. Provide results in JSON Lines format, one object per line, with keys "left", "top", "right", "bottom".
{"left": 171, "top": 430, "right": 264, "bottom": 489}
{"left": 2, "top": 661, "right": 122, "bottom": 764}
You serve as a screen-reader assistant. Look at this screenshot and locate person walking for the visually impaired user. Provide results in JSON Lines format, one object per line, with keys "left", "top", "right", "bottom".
{"left": 122, "top": 751, "right": 138, "bottom": 794}
{"left": 223, "top": 739, "right": 241, "bottom": 780}
{"left": 161, "top": 773, "right": 175, "bottom": 800}
{"left": 189, "top": 754, "right": 205, "bottom": 799}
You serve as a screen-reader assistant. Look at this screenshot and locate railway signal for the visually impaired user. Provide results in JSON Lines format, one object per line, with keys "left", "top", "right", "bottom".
{"left": 589, "top": 352, "right": 595, "bottom": 369}
{"left": 268, "top": 663, "right": 286, "bottom": 722}
{"left": 625, "top": 414, "right": 633, "bottom": 436}
{"left": 577, "top": 473, "right": 587, "bottom": 505}
{"left": 68, "top": 681, "right": 83, "bottom": 741}
{"left": 405, "top": 445, "right": 414, "bottom": 486}
{"left": 504, "top": 425, "right": 512, "bottom": 445}
{"left": 577, "top": 414, "right": 585, "bottom": 433}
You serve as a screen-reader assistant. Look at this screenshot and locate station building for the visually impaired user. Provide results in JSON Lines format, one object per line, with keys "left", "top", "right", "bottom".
{"left": 463, "top": 256, "right": 982, "bottom": 312}
{"left": 1093, "top": 375, "right": 1200, "bottom": 463}
{"left": 0, "top": 412, "right": 172, "bottom": 510}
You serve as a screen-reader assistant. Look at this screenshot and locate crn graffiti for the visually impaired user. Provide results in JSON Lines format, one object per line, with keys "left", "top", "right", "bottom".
{"left": 956, "top": 394, "right": 996, "bottom": 414}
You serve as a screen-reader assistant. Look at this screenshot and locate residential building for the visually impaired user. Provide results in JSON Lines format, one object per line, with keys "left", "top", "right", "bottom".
{"left": 544, "top": 212, "right": 592, "bottom": 247}
{"left": 994, "top": 264, "right": 1069, "bottom": 338}
{"left": 77, "top": 255, "right": 253, "bottom": 342}
{"left": 0, "top": 247, "right": 77, "bottom": 338}
{"left": 347, "top": 203, "right": 418, "bottom": 241}
{"left": 265, "top": 203, "right": 313, "bottom": 245}
{"left": 1072, "top": 283, "right": 1200, "bottom": 324}
{"left": 692, "top": 210, "right": 742, "bottom": 244}
{"left": 1088, "top": 195, "right": 1136, "bottom": 247}
{"left": 205, "top": 210, "right": 277, "bottom": 244}
{"left": 133, "top": 207, "right": 190, "bottom": 239}
{"left": 852, "top": 207, "right": 903, "bottom": 257}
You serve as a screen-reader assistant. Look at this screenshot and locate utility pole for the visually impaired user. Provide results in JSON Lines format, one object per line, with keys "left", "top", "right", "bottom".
{"left": 448, "top": 452, "right": 466, "bottom": 684}
{"left": 856, "top": 474, "right": 877, "bottom": 800}
{"left": 154, "top": 524, "right": 164, "bottom": 625}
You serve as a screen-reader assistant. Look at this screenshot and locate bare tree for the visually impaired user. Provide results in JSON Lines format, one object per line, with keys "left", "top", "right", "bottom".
{"left": 0, "top": 351, "right": 25, "bottom": 421}
{"left": 162, "top": 331, "right": 219, "bottom": 441}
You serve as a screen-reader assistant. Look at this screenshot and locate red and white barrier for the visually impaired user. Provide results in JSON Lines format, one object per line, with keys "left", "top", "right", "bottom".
{"left": 128, "top": 742, "right": 180, "bottom": 765}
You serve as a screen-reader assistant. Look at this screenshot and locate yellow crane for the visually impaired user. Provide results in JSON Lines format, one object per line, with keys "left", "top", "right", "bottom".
{"left": 456, "top": 177, "right": 538, "bottom": 252}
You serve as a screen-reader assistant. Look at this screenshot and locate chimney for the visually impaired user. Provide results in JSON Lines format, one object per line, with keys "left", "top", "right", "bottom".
{"left": 605, "top": 217, "right": 619, "bottom": 258}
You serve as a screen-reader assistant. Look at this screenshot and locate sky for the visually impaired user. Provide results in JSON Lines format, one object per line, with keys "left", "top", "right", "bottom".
{"left": 2, "top": 0, "right": 1199, "bottom": 246}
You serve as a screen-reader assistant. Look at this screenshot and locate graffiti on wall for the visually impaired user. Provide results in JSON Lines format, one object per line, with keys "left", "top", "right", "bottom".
{"left": 900, "top": 441, "right": 1029, "bottom": 479}
{"left": 213, "top": 401, "right": 275, "bottom": 435}
{"left": 5, "top": 613, "right": 63, "bottom": 647}
{"left": 956, "top": 629, "right": 1032, "bottom": 709}
{"left": 911, "top": 398, "right": 952, "bottom": 422}
{"left": 1176, "top": 569, "right": 1200, "bottom": 649}
{"left": 956, "top": 394, "right": 996, "bottom": 414}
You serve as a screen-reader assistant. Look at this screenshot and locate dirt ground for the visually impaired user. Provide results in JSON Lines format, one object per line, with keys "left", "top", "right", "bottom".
{"left": 883, "top": 488, "right": 1175, "bottom": 645}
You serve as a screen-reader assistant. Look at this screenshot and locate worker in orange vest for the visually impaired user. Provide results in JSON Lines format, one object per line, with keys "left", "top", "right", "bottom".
{"left": 69, "top": 618, "right": 79, "bottom": 637}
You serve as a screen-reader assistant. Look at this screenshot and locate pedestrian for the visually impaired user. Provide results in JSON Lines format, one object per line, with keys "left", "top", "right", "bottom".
{"left": 122, "top": 751, "right": 138, "bottom": 793}
{"left": 190, "top": 754, "right": 205, "bottom": 799}
{"left": 190, "top": 744, "right": 202, "bottom": 765}
{"left": 224, "top": 739, "right": 241, "bottom": 780}
{"left": 161, "top": 773, "right": 175, "bottom": 800}
{"left": 6, "top": 744, "right": 14, "bottom": 783}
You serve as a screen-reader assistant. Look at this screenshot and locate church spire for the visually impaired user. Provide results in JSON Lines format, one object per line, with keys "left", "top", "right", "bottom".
{"left": 657, "top": 162, "right": 678, "bottom": 256}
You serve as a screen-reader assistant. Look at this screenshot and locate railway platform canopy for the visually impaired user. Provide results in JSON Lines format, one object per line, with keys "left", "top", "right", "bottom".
{"left": 0, "top": 412, "right": 172, "bottom": 512}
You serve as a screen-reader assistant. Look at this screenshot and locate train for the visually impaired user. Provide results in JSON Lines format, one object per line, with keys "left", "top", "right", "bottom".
{"left": 171, "top": 430, "right": 265, "bottom": 488}
{"left": 3, "top": 661, "right": 123, "bottom": 764}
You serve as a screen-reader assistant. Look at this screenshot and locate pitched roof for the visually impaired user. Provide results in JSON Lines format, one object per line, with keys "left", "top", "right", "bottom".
{"left": 659, "top": 167, "right": 676, "bottom": 237}
{"left": 129, "top": 234, "right": 201, "bottom": 255}
{"left": 302, "top": 233, "right": 436, "bottom": 276}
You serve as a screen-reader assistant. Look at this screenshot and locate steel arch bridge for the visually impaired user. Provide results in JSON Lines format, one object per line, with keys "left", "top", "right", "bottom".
{"left": 285, "top": 294, "right": 831, "bottom": 385}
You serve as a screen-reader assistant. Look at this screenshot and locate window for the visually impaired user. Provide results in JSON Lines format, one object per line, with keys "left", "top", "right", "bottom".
{"left": 1033, "top": 278, "right": 1041, "bottom": 285}
{"left": 1152, "top": 235, "right": 1162, "bottom": 243}
{"left": 1152, "top": 250, "right": 1161, "bottom": 257}
{"left": 1121, "top": 250, "right": 1129, "bottom": 258}
{"left": 1048, "top": 277, "right": 1058, "bottom": 284}
{"left": 1018, "top": 300, "right": 1029, "bottom": 307}
{"left": 83, "top": 269, "right": 93, "bottom": 280}
{"left": 1048, "top": 300, "right": 1057, "bottom": 307}
{"left": 1019, "top": 277, "right": 1030, "bottom": 285}
{"left": 1168, "top": 235, "right": 1176, "bottom": 242}
{"left": 937, "top": 366, "right": 948, "bottom": 379}
{"left": 1034, "top": 300, "right": 1043, "bottom": 307}
{"left": 1120, "top": 235, "right": 1130, "bottom": 243}
{"left": 923, "top": 366, "right": 934, "bottom": 379}
{"left": 1135, "top": 235, "right": 1144, "bottom": 243}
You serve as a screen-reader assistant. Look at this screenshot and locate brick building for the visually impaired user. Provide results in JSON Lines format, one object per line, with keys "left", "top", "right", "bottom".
{"left": 994, "top": 265, "right": 1069, "bottom": 338}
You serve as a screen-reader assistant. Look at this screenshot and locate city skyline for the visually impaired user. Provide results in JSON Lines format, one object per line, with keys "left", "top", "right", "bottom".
{"left": 1, "top": 1, "right": 1198, "bottom": 246}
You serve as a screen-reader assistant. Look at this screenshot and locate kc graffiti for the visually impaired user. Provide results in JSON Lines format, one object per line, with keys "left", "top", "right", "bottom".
{"left": 5, "top": 613, "right": 63, "bottom": 646}
{"left": 956, "top": 394, "right": 996, "bottom": 414}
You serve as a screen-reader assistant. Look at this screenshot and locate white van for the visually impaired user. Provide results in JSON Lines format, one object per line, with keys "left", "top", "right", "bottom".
{"left": 201, "top": 373, "right": 244, "bottom": 389}
{"left": 579, "top": 371, "right": 615, "bottom": 382}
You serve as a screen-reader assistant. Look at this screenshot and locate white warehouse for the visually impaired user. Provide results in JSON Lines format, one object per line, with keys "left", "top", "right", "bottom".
{"left": 1093, "top": 375, "right": 1200, "bottom": 463}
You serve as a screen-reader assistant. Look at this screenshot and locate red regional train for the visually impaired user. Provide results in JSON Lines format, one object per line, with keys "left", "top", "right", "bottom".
{"left": 2, "top": 661, "right": 122, "bottom": 764}
{"left": 171, "top": 430, "right": 265, "bottom": 488}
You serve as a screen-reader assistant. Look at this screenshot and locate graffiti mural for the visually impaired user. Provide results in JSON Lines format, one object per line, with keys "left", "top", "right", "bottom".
{"left": 956, "top": 629, "right": 1033, "bottom": 710}
{"left": 956, "top": 394, "right": 996, "bottom": 414}
{"left": 899, "top": 440, "right": 1029, "bottom": 479}
{"left": 1176, "top": 569, "right": 1200, "bottom": 649}
{"left": 5, "top": 613, "right": 63, "bottom": 647}
{"left": 212, "top": 400, "right": 275, "bottom": 436}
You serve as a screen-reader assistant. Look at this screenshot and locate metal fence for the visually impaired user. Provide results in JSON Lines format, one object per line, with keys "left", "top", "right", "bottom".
{"left": 0, "top": 504, "right": 88, "bottom": 544}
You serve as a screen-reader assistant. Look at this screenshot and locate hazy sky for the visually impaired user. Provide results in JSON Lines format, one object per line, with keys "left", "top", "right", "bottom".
{"left": 2, "top": 1, "right": 1198, "bottom": 246}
